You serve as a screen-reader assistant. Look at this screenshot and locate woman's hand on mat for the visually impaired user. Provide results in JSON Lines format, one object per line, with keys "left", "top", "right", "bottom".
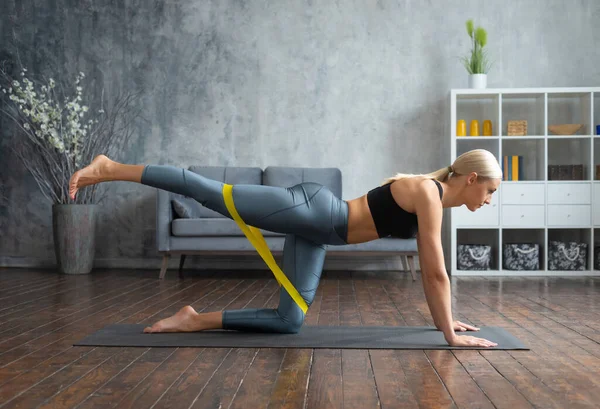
{"left": 447, "top": 334, "right": 498, "bottom": 348}
{"left": 453, "top": 320, "right": 479, "bottom": 332}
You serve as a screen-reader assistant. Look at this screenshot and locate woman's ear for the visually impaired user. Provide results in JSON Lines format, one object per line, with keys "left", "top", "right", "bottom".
{"left": 467, "top": 172, "right": 478, "bottom": 185}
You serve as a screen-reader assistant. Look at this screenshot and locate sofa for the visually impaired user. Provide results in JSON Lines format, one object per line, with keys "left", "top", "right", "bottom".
{"left": 154, "top": 165, "right": 418, "bottom": 280}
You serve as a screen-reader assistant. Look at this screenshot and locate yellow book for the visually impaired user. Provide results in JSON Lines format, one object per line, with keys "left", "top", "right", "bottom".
{"left": 511, "top": 155, "right": 521, "bottom": 181}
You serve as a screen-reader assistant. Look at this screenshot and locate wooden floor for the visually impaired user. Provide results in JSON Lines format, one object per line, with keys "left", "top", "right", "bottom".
{"left": 0, "top": 268, "right": 599, "bottom": 409}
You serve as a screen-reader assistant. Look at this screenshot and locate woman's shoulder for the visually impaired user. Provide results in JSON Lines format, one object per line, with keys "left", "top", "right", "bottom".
{"left": 415, "top": 177, "right": 443, "bottom": 204}
{"left": 389, "top": 176, "right": 442, "bottom": 214}
{"left": 391, "top": 176, "right": 440, "bottom": 196}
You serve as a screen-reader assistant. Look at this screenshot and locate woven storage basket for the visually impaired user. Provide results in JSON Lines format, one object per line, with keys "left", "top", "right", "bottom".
{"left": 507, "top": 120, "right": 527, "bottom": 136}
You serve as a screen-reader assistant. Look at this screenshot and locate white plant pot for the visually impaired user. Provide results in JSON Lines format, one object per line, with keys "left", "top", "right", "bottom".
{"left": 469, "top": 74, "right": 487, "bottom": 89}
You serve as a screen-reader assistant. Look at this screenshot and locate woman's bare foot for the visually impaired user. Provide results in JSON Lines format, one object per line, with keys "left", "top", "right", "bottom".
{"left": 69, "top": 154, "right": 114, "bottom": 200}
{"left": 143, "top": 305, "right": 203, "bottom": 333}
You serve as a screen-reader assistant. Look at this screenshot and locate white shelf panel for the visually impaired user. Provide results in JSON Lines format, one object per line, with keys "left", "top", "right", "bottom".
{"left": 453, "top": 87, "right": 600, "bottom": 95}
{"left": 500, "top": 180, "right": 547, "bottom": 184}
{"left": 501, "top": 93, "right": 545, "bottom": 99}
{"left": 547, "top": 135, "right": 592, "bottom": 139}
{"left": 502, "top": 135, "right": 545, "bottom": 140}
{"left": 546, "top": 225, "right": 592, "bottom": 229}
{"left": 457, "top": 136, "right": 499, "bottom": 141}
{"left": 454, "top": 225, "right": 500, "bottom": 229}
{"left": 454, "top": 270, "right": 600, "bottom": 277}
{"left": 547, "top": 180, "right": 592, "bottom": 184}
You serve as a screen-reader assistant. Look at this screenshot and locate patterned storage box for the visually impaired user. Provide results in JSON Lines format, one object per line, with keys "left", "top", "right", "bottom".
{"left": 548, "top": 241, "right": 588, "bottom": 270}
{"left": 503, "top": 243, "right": 540, "bottom": 270}
{"left": 457, "top": 244, "right": 492, "bottom": 270}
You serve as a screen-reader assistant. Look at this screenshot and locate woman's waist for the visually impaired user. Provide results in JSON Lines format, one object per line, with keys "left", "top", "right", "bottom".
{"left": 346, "top": 196, "right": 380, "bottom": 244}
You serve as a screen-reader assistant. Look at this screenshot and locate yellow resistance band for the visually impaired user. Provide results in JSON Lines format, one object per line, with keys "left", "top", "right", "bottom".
{"left": 222, "top": 184, "right": 309, "bottom": 314}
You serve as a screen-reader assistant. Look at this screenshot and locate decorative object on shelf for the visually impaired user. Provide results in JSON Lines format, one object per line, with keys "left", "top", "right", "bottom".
{"left": 469, "top": 74, "right": 487, "bottom": 89}
{"left": 548, "top": 164, "right": 585, "bottom": 180}
{"left": 596, "top": 124, "right": 600, "bottom": 135}
{"left": 483, "top": 119, "right": 493, "bottom": 136}
{"left": 457, "top": 244, "right": 492, "bottom": 270}
{"left": 470, "top": 120, "right": 480, "bottom": 136}
{"left": 456, "top": 119, "right": 492, "bottom": 137}
{"left": 457, "top": 119, "right": 466, "bottom": 136}
{"left": 548, "top": 124, "right": 583, "bottom": 135}
{"left": 503, "top": 243, "right": 540, "bottom": 270}
{"left": 595, "top": 165, "right": 600, "bottom": 180}
{"left": 548, "top": 240, "right": 588, "bottom": 271}
{"left": 460, "top": 19, "right": 492, "bottom": 89}
{"left": 507, "top": 120, "right": 527, "bottom": 136}
{"left": 502, "top": 155, "right": 523, "bottom": 181}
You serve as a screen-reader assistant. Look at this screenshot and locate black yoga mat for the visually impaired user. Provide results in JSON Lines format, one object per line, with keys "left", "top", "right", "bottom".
{"left": 74, "top": 324, "right": 528, "bottom": 350}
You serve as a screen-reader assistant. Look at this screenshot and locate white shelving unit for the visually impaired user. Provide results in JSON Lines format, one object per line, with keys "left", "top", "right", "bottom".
{"left": 450, "top": 87, "right": 600, "bottom": 276}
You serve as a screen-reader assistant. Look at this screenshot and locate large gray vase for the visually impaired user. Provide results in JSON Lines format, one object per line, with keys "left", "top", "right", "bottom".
{"left": 52, "top": 204, "right": 97, "bottom": 274}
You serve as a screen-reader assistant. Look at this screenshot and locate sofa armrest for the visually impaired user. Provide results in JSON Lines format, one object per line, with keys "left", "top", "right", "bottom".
{"left": 156, "top": 189, "right": 173, "bottom": 252}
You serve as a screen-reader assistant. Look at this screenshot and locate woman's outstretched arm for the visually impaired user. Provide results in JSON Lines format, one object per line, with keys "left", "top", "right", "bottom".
{"left": 414, "top": 230, "right": 455, "bottom": 342}
{"left": 415, "top": 180, "right": 496, "bottom": 348}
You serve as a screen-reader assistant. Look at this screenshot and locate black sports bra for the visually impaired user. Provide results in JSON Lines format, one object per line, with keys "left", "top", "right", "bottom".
{"left": 366, "top": 179, "right": 443, "bottom": 239}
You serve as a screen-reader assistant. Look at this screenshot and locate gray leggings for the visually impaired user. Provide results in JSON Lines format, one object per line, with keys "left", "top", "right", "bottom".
{"left": 141, "top": 165, "right": 349, "bottom": 333}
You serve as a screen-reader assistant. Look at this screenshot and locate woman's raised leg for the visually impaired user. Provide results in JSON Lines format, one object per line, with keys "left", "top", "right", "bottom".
{"left": 70, "top": 156, "right": 349, "bottom": 245}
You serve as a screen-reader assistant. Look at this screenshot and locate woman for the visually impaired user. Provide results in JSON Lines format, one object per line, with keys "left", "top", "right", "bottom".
{"left": 69, "top": 148, "right": 501, "bottom": 348}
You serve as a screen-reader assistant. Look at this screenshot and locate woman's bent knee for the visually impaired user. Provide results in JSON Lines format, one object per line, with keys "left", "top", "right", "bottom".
{"left": 278, "top": 317, "right": 304, "bottom": 334}
{"left": 276, "top": 307, "right": 306, "bottom": 333}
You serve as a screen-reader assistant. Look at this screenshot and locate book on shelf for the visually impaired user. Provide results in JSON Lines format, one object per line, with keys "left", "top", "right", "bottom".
{"left": 502, "top": 155, "right": 523, "bottom": 181}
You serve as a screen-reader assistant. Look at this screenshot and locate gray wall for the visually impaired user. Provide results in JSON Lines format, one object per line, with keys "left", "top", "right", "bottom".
{"left": 1, "top": 0, "right": 599, "bottom": 272}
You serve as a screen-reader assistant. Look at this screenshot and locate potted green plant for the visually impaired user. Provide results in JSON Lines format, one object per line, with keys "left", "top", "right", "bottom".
{"left": 461, "top": 19, "right": 493, "bottom": 89}
{"left": 0, "top": 57, "right": 141, "bottom": 275}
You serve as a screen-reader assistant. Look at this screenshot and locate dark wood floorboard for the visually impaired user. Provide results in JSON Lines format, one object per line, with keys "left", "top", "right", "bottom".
{"left": 0, "top": 268, "right": 598, "bottom": 409}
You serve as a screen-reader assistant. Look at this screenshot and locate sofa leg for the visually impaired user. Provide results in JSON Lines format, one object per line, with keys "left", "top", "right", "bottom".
{"left": 406, "top": 255, "right": 416, "bottom": 281}
{"left": 159, "top": 254, "right": 170, "bottom": 279}
{"left": 178, "top": 255, "right": 186, "bottom": 279}
{"left": 398, "top": 255, "right": 406, "bottom": 272}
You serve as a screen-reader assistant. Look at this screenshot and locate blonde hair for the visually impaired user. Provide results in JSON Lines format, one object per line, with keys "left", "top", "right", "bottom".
{"left": 381, "top": 149, "right": 503, "bottom": 185}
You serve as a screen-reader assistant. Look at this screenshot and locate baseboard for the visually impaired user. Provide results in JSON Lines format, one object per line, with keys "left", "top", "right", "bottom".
{"left": 0, "top": 254, "right": 420, "bottom": 272}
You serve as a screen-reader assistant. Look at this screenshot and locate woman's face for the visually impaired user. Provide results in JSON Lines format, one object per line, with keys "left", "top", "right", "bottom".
{"left": 463, "top": 173, "right": 500, "bottom": 211}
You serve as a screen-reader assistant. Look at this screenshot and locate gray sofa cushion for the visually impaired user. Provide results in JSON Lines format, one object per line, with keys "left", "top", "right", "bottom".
{"left": 171, "top": 196, "right": 226, "bottom": 219}
{"left": 172, "top": 218, "right": 284, "bottom": 237}
{"left": 169, "top": 236, "right": 286, "bottom": 252}
{"left": 263, "top": 167, "right": 342, "bottom": 198}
